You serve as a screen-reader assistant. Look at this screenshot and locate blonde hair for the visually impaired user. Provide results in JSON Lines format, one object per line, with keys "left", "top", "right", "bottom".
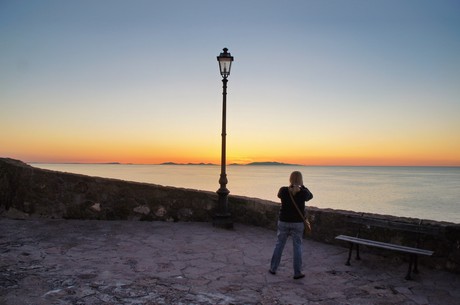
{"left": 289, "top": 171, "right": 303, "bottom": 194}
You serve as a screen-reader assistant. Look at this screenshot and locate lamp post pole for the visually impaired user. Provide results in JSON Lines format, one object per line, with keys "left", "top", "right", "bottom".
{"left": 214, "top": 48, "right": 234, "bottom": 229}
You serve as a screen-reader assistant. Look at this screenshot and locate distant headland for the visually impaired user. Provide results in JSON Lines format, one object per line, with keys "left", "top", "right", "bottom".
{"left": 244, "top": 161, "right": 301, "bottom": 166}
{"left": 29, "top": 161, "right": 302, "bottom": 166}
{"left": 160, "top": 161, "right": 301, "bottom": 166}
{"left": 160, "top": 162, "right": 216, "bottom": 166}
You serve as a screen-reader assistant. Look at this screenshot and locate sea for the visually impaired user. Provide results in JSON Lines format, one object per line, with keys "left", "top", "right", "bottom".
{"left": 30, "top": 163, "right": 460, "bottom": 224}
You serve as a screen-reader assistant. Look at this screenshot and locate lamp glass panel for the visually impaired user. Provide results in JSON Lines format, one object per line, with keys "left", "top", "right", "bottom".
{"left": 219, "top": 59, "right": 232, "bottom": 76}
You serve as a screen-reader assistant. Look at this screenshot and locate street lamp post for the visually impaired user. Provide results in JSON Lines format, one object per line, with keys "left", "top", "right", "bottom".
{"left": 214, "top": 48, "right": 234, "bottom": 229}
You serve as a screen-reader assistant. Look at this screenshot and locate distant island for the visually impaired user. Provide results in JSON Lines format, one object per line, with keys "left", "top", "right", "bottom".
{"left": 160, "top": 162, "right": 217, "bottom": 166}
{"left": 160, "top": 161, "right": 300, "bottom": 166}
{"left": 160, "top": 161, "right": 299, "bottom": 166}
{"left": 30, "top": 161, "right": 301, "bottom": 166}
{"left": 245, "top": 161, "right": 301, "bottom": 166}
{"left": 29, "top": 162, "right": 123, "bottom": 165}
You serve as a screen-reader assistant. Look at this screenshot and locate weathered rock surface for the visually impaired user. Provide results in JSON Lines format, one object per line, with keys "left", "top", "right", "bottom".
{"left": 1, "top": 218, "right": 459, "bottom": 305}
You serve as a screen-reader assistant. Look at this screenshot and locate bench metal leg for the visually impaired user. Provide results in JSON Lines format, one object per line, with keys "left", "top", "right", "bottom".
{"left": 413, "top": 255, "right": 419, "bottom": 274}
{"left": 346, "top": 243, "right": 353, "bottom": 266}
{"left": 345, "top": 243, "right": 361, "bottom": 266}
{"left": 405, "top": 254, "right": 416, "bottom": 280}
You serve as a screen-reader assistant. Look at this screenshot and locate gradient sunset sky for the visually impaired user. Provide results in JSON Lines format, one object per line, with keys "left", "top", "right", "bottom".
{"left": 1, "top": 0, "right": 459, "bottom": 166}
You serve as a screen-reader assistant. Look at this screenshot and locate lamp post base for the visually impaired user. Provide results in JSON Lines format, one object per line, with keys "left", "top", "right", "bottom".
{"left": 212, "top": 213, "right": 233, "bottom": 229}
{"left": 213, "top": 186, "right": 233, "bottom": 229}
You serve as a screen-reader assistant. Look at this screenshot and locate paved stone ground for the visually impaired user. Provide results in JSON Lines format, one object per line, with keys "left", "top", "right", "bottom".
{"left": 0, "top": 218, "right": 459, "bottom": 305}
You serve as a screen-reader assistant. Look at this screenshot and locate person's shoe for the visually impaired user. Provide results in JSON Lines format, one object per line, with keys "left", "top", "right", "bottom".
{"left": 269, "top": 269, "right": 276, "bottom": 275}
{"left": 293, "top": 274, "right": 305, "bottom": 279}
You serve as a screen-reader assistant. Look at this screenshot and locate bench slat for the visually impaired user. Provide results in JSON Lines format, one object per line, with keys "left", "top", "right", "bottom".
{"left": 336, "top": 235, "right": 433, "bottom": 256}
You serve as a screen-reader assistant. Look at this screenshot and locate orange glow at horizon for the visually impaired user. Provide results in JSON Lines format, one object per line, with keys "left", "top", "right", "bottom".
{"left": 3, "top": 124, "right": 459, "bottom": 166}
{"left": 7, "top": 146, "right": 459, "bottom": 167}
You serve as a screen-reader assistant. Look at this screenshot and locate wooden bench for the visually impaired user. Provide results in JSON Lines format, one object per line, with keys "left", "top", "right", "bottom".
{"left": 335, "top": 215, "right": 438, "bottom": 280}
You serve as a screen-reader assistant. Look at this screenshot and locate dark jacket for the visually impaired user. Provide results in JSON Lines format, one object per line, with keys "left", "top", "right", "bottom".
{"left": 277, "top": 186, "right": 313, "bottom": 223}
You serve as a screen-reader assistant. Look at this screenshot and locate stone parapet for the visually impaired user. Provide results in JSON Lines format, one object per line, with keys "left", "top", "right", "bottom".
{"left": 1, "top": 158, "right": 459, "bottom": 273}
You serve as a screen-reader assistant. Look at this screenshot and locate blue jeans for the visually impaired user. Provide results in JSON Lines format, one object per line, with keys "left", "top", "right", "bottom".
{"left": 270, "top": 221, "right": 304, "bottom": 276}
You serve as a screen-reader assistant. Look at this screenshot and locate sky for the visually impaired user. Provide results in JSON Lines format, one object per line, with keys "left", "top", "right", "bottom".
{"left": 1, "top": 0, "right": 459, "bottom": 166}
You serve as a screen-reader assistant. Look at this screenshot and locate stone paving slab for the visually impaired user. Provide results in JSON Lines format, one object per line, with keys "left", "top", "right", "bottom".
{"left": 0, "top": 218, "right": 459, "bottom": 305}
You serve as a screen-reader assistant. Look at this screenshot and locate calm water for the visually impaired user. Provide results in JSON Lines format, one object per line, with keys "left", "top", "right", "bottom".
{"left": 31, "top": 164, "right": 460, "bottom": 224}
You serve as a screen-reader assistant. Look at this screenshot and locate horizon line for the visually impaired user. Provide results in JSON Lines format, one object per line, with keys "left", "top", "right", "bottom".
{"left": 24, "top": 161, "right": 460, "bottom": 168}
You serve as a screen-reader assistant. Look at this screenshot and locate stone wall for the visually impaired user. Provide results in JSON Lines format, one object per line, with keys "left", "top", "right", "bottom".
{"left": 1, "top": 158, "right": 459, "bottom": 273}
{"left": 0, "top": 158, "right": 216, "bottom": 222}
